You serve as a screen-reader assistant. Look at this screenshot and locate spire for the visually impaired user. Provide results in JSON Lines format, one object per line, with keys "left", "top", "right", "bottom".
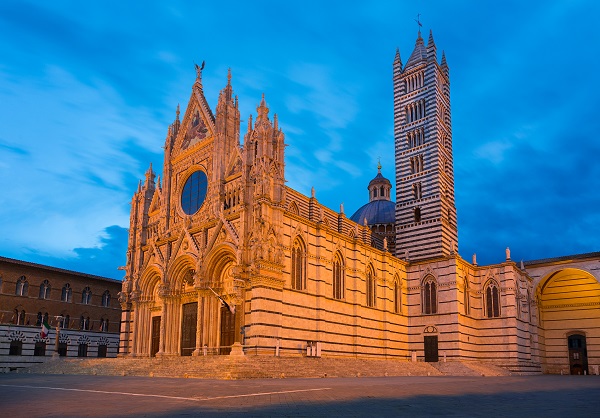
{"left": 404, "top": 30, "right": 427, "bottom": 70}
{"left": 394, "top": 48, "right": 403, "bottom": 72}
{"left": 256, "top": 93, "right": 269, "bottom": 123}
{"left": 176, "top": 103, "right": 180, "bottom": 122}
{"left": 427, "top": 29, "right": 437, "bottom": 60}
{"left": 441, "top": 51, "right": 449, "bottom": 75}
{"left": 377, "top": 158, "right": 382, "bottom": 173}
{"left": 247, "top": 114, "right": 252, "bottom": 132}
{"left": 227, "top": 67, "right": 232, "bottom": 86}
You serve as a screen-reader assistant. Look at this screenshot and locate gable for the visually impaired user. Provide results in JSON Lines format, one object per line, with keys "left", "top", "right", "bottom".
{"left": 173, "top": 89, "right": 216, "bottom": 156}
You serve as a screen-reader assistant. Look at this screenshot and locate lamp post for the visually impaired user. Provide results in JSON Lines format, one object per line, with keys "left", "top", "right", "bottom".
{"left": 52, "top": 316, "right": 63, "bottom": 358}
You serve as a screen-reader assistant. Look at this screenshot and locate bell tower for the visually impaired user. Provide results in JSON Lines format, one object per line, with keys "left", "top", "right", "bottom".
{"left": 394, "top": 30, "right": 457, "bottom": 261}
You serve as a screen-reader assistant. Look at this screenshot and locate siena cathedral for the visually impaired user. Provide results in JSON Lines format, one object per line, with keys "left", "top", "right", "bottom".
{"left": 118, "top": 30, "right": 600, "bottom": 375}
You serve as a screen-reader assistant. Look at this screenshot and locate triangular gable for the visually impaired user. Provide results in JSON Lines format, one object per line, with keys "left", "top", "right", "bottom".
{"left": 224, "top": 148, "right": 243, "bottom": 179}
{"left": 148, "top": 189, "right": 161, "bottom": 214}
{"left": 174, "top": 88, "right": 216, "bottom": 155}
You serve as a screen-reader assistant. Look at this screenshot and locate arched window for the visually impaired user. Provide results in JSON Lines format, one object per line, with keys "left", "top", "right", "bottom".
{"left": 14, "top": 308, "right": 26, "bottom": 325}
{"left": 80, "top": 315, "right": 90, "bottom": 331}
{"left": 102, "top": 290, "right": 111, "bottom": 307}
{"left": 333, "top": 253, "right": 344, "bottom": 300}
{"left": 394, "top": 279, "right": 401, "bottom": 314}
{"left": 39, "top": 280, "right": 51, "bottom": 299}
{"left": 463, "top": 279, "right": 470, "bottom": 316}
{"left": 422, "top": 276, "right": 437, "bottom": 314}
{"left": 291, "top": 238, "right": 306, "bottom": 290}
{"left": 100, "top": 317, "right": 109, "bottom": 332}
{"left": 81, "top": 287, "right": 92, "bottom": 305}
{"left": 36, "top": 312, "right": 43, "bottom": 326}
{"left": 15, "top": 276, "right": 28, "bottom": 296}
{"left": 61, "top": 284, "right": 72, "bottom": 302}
{"left": 366, "top": 266, "right": 376, "bottom": 307}
{"left": 60, "top": 314, "right": 70, "bottom": 329}
{"left": 485, "top": 281, "right": 501, "bottom": 318}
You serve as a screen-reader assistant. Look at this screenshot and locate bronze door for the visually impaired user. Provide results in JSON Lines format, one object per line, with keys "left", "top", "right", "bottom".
{"left": 568, "top": 334, "right": 588, "bottom": 375}
{"left": 151, "top": 316, "right": 161, "bottom": 357}
{"left": 220, "top": 306, "right": 235, "bottom": 355}
{"left": 180, "top": 303, "right": 197, "bottom": 356}
{"left": 424, "top": 336, "right": 439, "bottom": 362}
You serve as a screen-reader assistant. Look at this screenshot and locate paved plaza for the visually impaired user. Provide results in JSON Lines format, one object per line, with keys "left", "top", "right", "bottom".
{"left": 1, "top": 373, "right": 599, "bottom": 417}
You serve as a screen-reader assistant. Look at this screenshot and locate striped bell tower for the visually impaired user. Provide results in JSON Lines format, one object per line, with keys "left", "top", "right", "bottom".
{"left": 393, "top": 30, "right": 457, "bottom": 261}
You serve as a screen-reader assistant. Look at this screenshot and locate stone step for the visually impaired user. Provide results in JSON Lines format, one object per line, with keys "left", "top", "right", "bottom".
{"left": 21, "top": 356, "right": 519, "bottom": 379}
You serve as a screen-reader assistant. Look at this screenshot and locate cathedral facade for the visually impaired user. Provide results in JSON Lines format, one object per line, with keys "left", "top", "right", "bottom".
{"left": 118, "top": 31, "right": 600, "bottom": 374}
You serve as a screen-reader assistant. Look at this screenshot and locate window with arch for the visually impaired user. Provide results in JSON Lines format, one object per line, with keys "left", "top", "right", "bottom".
{"left": 485, "top": 281, "right": 501, "bottom": 318}
{"left": 422, "top": 277, "right": 437, "bottom": 314}
{"left": 81, "top": 287, "right": 92, "bottom": 304}
{"left": 60, "top": 314, "right": 70, "bottom": 329}
{"left": 366, "top": 266, "right": 376, "bottom": 307}
{"left": 14, "top": 308, "right": 26, "bottom": 325}
{"left": 463, "top": 279, "right": 470, "bottom": 316}
{"left": 61, "top": 284, "right": 72, "bottom": 302}
{"left": 39, "top": 280, "right": 51, "bottom": 299}
{"left": 291, "top": 238, "right": 306, "bottom": 290}
{"left": 15, "top": 276, "right": 28, "bottom": 296}
{"left": 80, "top": 315, "right": 90, "bottom": 331}
{"left": 394, "top": 279, "right": 401, "bottom": 314}
{"left": 102, "top": 290, "right": 111, "bottom": 307}
{"left": 333, "top": 253, "right": 345, "bottom": 300}
{"left": 100, "top": 317, "right": 109, "bottom": 332}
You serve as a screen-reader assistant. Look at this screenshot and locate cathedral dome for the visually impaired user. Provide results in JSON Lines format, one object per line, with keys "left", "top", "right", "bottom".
{"left": 350, "top": 199, "right": 396, "bottom": 225}
{"left": 350, "top": 163, "right": 395, "bottom": 225}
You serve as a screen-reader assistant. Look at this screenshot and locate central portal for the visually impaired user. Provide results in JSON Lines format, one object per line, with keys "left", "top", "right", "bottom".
{"left": 220, "top": 306, "right": 235, "bottom": 355}
{"left": 180, "top": 302, "right": 197, "bottom": 356}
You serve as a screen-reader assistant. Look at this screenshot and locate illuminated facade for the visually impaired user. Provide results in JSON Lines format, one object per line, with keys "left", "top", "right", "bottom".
{"left": 118, "top": 31, "right": 600, "bottom": 375}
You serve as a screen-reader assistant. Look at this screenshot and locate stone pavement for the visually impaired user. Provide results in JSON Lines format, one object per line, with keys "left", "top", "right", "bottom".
{"left": 1, "top": 373, "right": 599, "bottom": 417}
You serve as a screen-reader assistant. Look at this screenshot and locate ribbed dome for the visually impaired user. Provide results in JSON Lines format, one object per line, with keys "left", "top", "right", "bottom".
{"left": 350, "top": 199, "right": 396, "bottom": 225}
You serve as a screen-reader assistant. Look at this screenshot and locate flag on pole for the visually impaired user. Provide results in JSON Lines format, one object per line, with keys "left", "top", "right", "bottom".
{"left": 40, "top": 320, "right": 51, "bottom": 338}
{"left": 208, "top": 287, "right": 236, "bottom": 315}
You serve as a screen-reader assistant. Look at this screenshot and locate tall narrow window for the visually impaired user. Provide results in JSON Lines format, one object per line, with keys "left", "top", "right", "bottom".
{"left": 333, "top": 253, "right": 344, "bottom": 300}
{"left": 15, "top": 276, "right": 28, "bottom": 296}
{"left": 366, "top": 266, "right": 376, "bottom": 307}
{"left": 423, "top": 277, "right": 437, "bottom": 314}
{"left": 394, "top": 280, "right": 401, "bottom": 314}
{"left": 39, "top": 280, "right": 51, "bottom": 299}
{"left": 100, "top": 317, "right": 109, "bottom": 332}
{"left": 102, "top": 290, "right": 111, "bottom": 307}
{"left": 463, "top": 279, "right": 470, "bottom": 316}
{"left": 485, "top": 281, "right": 501, "bottom": 318}
{"left": 81, "top": 287, "right": 92, "bottom": 304}
{"left": 61, "top": 284, "right": 72, "bottom": 302}
{"left": 414, "top": 207, "right": 421, "bottom": 222}
{"left": 61, "top": 315, "right": 70, "bottom": 329}
{"left": 291, "top": 238, "right": 306, "bottom": 290}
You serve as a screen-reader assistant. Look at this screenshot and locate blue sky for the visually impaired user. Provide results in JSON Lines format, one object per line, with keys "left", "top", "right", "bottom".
{"left": 1, "top": 1, "right": 599, "bottom": 279}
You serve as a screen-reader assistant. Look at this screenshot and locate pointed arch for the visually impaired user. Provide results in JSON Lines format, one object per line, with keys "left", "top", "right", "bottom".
{"left": 393, "top": 274, "right": 402, "bottom": 314}
{"left": 484, "top": 279, "right": 501, "bottom": 318}
{"left": 333, "top": 251, "right": 345, "bottom": 300}
{"left": 291, "top": 236, "right": 306, "bottom": 290}
{"left": 422, "top": 274, "right": 437, "bottom": 314}
{"left": 288, "top": 201, "right": 300, "bottom": 216}
{"left": 463, "top": 277, "right": 470, "bottom": 316}
{"left": 366, "top": 264, "right": 376, "bottom": 307}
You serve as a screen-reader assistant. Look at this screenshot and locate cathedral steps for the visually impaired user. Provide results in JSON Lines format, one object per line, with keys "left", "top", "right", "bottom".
{"left": 15, "top": 355, "right": 528, "bottom": 379}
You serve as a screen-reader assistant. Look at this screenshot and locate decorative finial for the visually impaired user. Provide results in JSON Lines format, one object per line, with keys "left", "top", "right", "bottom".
{"left": 415, "top": 13, "right": 423, "bottom": 35}
{"left": 176, "top": 103, "right": 180, "bottom": 121}
{"left": 472, "top": 253, "right": 477, "bottom": 266}
{"left": 377, "top": 158, "right": 382, "bottom": 173}
{"left": 506, "top": 247, "right": 511, "bottom": 261}
{"left": 227, "top": 67, "right": 232, "bottom": 85}
{"left": 340, "top": 203, "right": 344, "bottom": 214}
{"left": 311, "top": 187, "right": 315, "bottom": 198}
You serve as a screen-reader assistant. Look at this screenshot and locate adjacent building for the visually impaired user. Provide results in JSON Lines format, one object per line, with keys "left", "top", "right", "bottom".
{"left": 0, "top": 256, "right": 121, "bottom": 365}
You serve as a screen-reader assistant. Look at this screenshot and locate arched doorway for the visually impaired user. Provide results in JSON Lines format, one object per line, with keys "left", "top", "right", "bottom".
{"left": 537, "top": 268, "right": 600, "bottom": 374}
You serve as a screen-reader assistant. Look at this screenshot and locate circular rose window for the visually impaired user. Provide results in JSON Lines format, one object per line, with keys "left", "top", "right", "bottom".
{"left": 181, "top": 171, "right": 208, "bottom": 215}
